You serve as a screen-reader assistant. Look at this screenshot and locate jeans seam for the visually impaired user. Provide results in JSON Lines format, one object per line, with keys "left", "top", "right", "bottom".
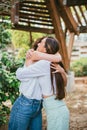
{"left": 32, "top": 100, "right": 42, "bottom": 118}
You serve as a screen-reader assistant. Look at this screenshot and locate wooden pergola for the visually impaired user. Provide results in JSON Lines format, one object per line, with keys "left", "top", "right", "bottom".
{"left": 0, "top": 0, "right": 87, "bottom": 70}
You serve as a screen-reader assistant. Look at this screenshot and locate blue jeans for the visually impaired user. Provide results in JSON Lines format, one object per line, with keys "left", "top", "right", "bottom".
{"left": 8, "top": 95, "right": 42, "bottom": 130}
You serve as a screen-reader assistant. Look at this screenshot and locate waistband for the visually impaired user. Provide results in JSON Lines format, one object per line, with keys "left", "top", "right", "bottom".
{"left": 20, "top": 94, "right": 42, "bottom": 103}
{"left": 43, "top": 95, "right": 66, "bottom": 109}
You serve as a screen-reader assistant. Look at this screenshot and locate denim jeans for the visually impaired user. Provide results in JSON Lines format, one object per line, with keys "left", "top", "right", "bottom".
{"left": 8, "top": 95, "right": 42, "bottom": 130}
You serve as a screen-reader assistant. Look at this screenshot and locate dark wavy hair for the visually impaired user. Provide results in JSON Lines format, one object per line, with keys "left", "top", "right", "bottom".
{"left": 32, "top": 36, "right": 46, "bottom": 50}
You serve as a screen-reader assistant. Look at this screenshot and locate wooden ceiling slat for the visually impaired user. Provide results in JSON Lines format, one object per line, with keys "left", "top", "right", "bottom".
{"left": 19, "top": 8, "right": 49, "bottom": 14}
{"left": 12, "top": 24, "right": 54, "bottom": 34}
{"left": 72, "top": 6, "right": 82, "bottom": 26}
{"left": 19, "top": 15, "right": 52, "bottom": 23}
{"left": 19, "top": 19, "right": 53, "bottom": 27}
{"left": 79, "top": 6, "right": 87, "bottom": 25}
{"left": 21, "top": 1, "right": 46, "bottom": 5}
{"left": 19, "top": 12, "right": 51, "bottom": 19}
{"left": 20, "top": 4, "right": 47, "bottom": 10}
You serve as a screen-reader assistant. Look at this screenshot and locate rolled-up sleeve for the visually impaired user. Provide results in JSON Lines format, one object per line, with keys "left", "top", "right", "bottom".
{"left": 16, "top": 60, "right": 50, "bottom": 81}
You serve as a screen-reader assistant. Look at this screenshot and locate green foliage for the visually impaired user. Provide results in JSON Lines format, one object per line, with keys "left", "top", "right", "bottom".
{"left": 70, "top": 58, "right": 87, "bottom": 77}
{"left": 0, "top": 1, "right": 11, "bottom": 12}
{"left": 9, "top": 30, "right": 47, "bottom": 58}
{"left": 82, "top": 64, "right": 87, "bottom": 76}
{"left": 0, "top": 51, "right": 24, "bottom": 126}
{"left": 10, "top": 30, "right": 46, "bottom": 48}
{"left": 0, "top": 0, "right": 24, "bottom": 12}
{"left": 10, "top": 30, "right": 30, "bottom": 48}
{"left": 9, "top": 30, "right": 30, "bottom": 58}
{"left": 0, "top": 20, "right": 25, "bottom": 126}
{"left": 0, "top": 21, "right": 12, "bottom": 48}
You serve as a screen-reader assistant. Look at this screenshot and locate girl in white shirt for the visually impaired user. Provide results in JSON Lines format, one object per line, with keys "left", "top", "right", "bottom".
{"left": 8, "top": 37, "right": 64, "bottom": 130}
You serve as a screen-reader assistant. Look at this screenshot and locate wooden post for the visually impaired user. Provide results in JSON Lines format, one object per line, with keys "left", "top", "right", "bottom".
{"left": 11, "top": 0, "right": 19, "bottom": 24}
{"left": 29, "top": 31, "right": 33, "bottom": 48}
{"left": 67, "top": 32, "right": 75, "bottom": 64}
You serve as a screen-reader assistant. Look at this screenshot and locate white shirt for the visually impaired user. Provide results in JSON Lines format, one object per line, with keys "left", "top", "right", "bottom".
{"left": 16, "top": 60, "right": 55, "bottom": 100}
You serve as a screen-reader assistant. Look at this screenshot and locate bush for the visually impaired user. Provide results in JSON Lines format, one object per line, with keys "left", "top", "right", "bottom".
{"left": 82, "top": 64, "right": 87, "bottom": 76}
{"left": 0, "top": 19, "right": 25, "bottom": 126}
{"left": 70, "top": 58, "right": 87, "bottom": 77}
{"left": 0, "top": 52, "right": 24, "bottom": 126}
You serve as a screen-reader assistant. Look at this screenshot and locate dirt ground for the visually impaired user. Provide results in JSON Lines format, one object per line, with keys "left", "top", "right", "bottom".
{"left": 42, "top": 81, "right": 87, "bottom": 130}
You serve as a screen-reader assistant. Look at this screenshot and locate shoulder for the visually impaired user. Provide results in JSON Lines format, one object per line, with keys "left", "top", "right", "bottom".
{"left": 29, "top": 60, "right": 50, "bottom": 70}
{"left": 35, "top": 60, "right": 50, "bottom": 66}
{"left": 37, "top": 60, "right": 50, "bottom": 63}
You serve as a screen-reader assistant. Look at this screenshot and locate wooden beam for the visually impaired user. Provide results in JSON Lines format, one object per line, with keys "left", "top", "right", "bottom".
{"left": 29, "top": 31, "right": 32, "bottom": 48}
{"left": 0, "top": 13, "right": 10, "bottom": 16}
{"left": 46, "top": 0, "right": 69, "bottom": 70}
{"left": 80, "top": 26, "right": 87, "bottom": 33}
{"left": 12, "top": 24, "right": 54, "bottom": 34}
{"left": 56, "top": 0, "right": 79, "bottom": 34}
{"left": 63, "top": 0, "right": 87, "bottom": 6}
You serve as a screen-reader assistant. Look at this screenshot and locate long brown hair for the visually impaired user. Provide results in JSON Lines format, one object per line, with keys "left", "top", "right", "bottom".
{"left": 33, "top": 36, "right": 66, "bottom": 100}
{"left": 51, "top": 62, "right": 66, "bottom": 100}
{"left": 45, "top": 37, "right": 66, "bottom": 100}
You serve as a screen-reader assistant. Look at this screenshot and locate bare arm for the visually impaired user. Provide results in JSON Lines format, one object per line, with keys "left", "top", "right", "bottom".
{"left": 26, "top": 50, "right": 62, "bottom": 62}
